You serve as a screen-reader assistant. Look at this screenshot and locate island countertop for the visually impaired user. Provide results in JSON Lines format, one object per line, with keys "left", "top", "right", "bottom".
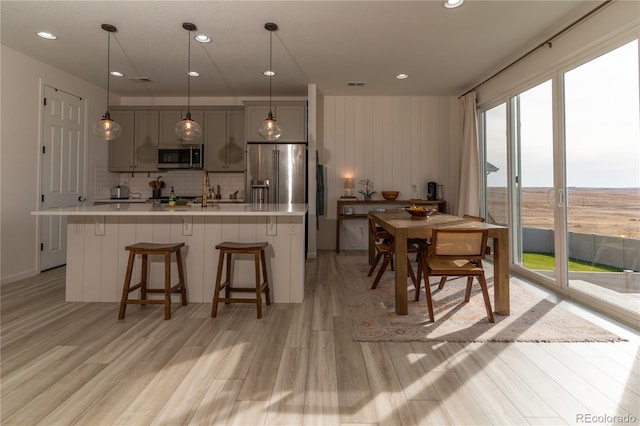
{"left": 32, "top": 203, "right": 308, "bottom": 216}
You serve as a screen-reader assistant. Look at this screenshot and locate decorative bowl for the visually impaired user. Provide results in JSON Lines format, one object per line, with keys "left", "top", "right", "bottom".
{"left": 405, "top": 207, "right": 435, "bottom": 220}
{"left": 382, "top": 191, "right": 400, "bottom": 200}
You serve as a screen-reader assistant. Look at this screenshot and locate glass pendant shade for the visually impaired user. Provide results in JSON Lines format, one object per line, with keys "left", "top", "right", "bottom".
{"left": 95, "top": 24, "right": 120, "bottom": 141}
{"left": 175, "top": 112, "right": 202, "bottom": 141}
{"left": 94, "top": 111, "right": 122, "bottom": 140}
{"left": 176, "top": 22, "right": 201, "bottom": 141}
{"left": 257, "top": 111, "right": 282, "bottom": 141}
{"left": 258, "top": 23, "right": 283, "bottom": 141}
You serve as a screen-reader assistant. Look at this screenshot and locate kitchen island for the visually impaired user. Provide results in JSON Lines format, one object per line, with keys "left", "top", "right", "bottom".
{"left": 32, "top": 203, "right": 307, "bottom": 304}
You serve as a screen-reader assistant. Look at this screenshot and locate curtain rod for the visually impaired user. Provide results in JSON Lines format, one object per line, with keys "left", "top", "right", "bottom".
{"left": 459, "top": 0, "right": 613, "bottom": 99}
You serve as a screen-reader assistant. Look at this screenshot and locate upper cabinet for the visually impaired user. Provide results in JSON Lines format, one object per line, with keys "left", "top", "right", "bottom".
{"left": 245, "top": 101, "right": 307, "bottom": 142}
{"left": 159, "top": 110, "right": 204, "bottom": 145}
{"left": 108, "top": 106, "right": 247, "bottom": 173}
{"left": 108, "top": 110, "right": 135, "bottom": 172}
{"left": 108, "top": 110, "right": 158, "bottom": 173}
{"left": 133, "top": 111, "right": 159, "bottom": 171}
{"left": 205, "top": 108, "right": 245, "bottom": 172}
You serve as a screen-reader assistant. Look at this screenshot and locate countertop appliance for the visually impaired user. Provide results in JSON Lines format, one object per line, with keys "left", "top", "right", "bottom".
{"left": 110, "top": 185, "right": 130, "bottom": 199}
{"left": 427, "top": 181, "right": 437, "bottom": 200}
{"left": 157, "top": 144, "right": 203, "bottom": 169}
{"left": 246, "top": 142, "right": 307, "bottom": 204}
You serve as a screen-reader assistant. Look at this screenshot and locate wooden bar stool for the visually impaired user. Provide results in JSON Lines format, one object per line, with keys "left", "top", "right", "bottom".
{"left": 211, "top": 241, "right": 271, "bottom": 319}
{"left": 118, "top": 242, "right": 187, "bottom": 320}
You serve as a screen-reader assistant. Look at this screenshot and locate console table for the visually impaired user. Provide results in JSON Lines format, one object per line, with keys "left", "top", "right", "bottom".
{"left": 335, "top": 199, "right": 446, "bottom": 253}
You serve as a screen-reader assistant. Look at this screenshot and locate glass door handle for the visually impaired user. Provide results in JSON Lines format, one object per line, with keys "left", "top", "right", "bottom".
{"left": 546, "top": 188, "right": 564, "bottom": 207}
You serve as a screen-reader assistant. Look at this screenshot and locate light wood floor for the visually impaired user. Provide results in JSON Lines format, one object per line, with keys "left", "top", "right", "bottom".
{"left": 1, "top": 251, "right": 638, "bottom": 425}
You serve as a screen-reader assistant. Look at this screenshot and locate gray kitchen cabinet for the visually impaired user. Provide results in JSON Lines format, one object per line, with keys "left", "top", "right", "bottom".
{"left": 133, "top": 111, "right": 159, "bottom": 171}
{"left": 108, "top": 110, "right": 158, "bottom": 172}
{"left": 205, "top": 108, "right": 245, "bottom": 172}
{"left": 245, "top": 101, "right": 307, "bottom": 142}
{"left": 159, "top": 110, "right": 204, "bottom": 145}
{"left": 108, "top": 110, "right": 135, "bottom": 172}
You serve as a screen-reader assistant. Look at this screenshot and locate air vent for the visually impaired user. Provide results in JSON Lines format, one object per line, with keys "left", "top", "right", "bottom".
{"left": 347, "top": 81, "right": 366, "bottom": 87}
{"left": 128, "top": 77, "right": 152, "bottom": 82}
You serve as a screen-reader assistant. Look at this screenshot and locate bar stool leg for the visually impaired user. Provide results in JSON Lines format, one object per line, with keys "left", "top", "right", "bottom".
{"left": 255, "top": 251, "right": 262, "bottom": 319}
{"left": 164, "top": 252, "right": 171, "bottom": 320}
{"left": 118, "top": 251, "right": 136, "bottom": 320}
{"left": 211, "top": 249, "right": 225, "bottom": 317}
{"left": 176, "top": 249, "right": 187, "bottom": 306}
{"left": 224, "top": 252, "right": 232, "bottom": 302}
{"left": 141, "top": 254, "right": 148, "bottom": 305}
{"left": 261, "top": 249, "right": 271, "bottom": 305}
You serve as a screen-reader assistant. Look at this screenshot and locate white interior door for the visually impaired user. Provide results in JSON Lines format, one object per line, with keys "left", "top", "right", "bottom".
{"left": 40, "top": 85, "right": 86, "bottom": 271}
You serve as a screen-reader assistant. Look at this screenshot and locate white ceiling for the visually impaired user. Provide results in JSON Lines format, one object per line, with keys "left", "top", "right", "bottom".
{"left": 1, "top": 1, "right": 599, "bottom": 98}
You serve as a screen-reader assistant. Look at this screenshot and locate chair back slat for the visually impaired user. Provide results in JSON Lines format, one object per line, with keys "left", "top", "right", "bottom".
{"left": 368, "top": 216, "right": 380, "bottom": 241}
{"left": 431, "top": 229, "right": 488, "bottom": 260}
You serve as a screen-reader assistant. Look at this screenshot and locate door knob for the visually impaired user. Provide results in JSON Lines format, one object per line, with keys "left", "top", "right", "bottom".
{"left": 78, "top": 196, "right": 86, "bottom": 202}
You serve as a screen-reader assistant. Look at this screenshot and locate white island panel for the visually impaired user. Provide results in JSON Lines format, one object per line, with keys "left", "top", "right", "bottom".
{"left": 59, "top": 210, "right": 306, "bottom": 304}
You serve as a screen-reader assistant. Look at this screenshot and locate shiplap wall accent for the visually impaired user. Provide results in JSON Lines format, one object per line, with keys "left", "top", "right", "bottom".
{"left": 320, "top": 96, "right": 461, "bottom": 250}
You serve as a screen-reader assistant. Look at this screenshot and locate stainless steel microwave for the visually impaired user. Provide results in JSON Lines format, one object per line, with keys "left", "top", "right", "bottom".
{"left": 157, "top": 144, "right": 204, "bottom": 169}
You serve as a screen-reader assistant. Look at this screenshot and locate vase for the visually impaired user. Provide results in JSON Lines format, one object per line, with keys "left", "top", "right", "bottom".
{"left": 364, "top": 194, "right": 372, "bottom": 201}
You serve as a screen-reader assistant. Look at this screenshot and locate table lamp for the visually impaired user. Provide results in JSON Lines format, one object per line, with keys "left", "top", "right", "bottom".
{"left": 344, "top": 177, "right": 355, "bottom": 197}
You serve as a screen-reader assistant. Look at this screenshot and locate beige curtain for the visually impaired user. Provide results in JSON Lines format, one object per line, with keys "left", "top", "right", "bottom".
{"left": 456, "top": 91, "right": 480, "bottom": 216}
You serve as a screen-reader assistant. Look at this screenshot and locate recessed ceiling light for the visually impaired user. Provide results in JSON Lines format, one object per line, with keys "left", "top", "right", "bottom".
{"left": 37, "top": 31, "right": 57, "bottom": 40}
{"left": 194, "top": 34, "right": 211, "bottom": 43}
{"left": 263, "top": 70, "right": 276, "bottom": 77}
{"left": 396, "top": 73, "right": 409, "bottom": 79}
{"left": 444, "top": 0, "right": 464, "bottom": 9}
{"left": 110, "top": 71, "right": 124, "bottom": 77}
{"left": 187, "top": 71, "right": 200, "bottom": 77}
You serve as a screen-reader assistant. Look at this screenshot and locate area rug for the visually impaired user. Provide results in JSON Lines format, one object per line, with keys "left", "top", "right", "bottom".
{"left": 339, "top": 256, "right": 624, "bottom": 342}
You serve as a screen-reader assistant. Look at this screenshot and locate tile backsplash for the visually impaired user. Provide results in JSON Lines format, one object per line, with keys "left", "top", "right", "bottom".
{"left": 95, "top": 168, "right": 245, "bottom": 200}
{"left": 95, "top": 167, "right": 119, "bottom": 200}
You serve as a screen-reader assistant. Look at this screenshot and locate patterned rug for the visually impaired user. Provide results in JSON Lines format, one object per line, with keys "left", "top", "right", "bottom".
{"left": 340, "top": 256, "right": 624, "bottom": 342}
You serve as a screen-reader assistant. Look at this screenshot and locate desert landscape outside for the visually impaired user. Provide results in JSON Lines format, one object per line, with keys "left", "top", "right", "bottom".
{"left": 487, "top": 187, "right": 640, "bottom": 240}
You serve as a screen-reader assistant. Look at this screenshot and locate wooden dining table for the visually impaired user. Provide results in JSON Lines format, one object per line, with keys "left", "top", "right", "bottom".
{"left": 369, "top": 210, "right": 510, "bottom": 316}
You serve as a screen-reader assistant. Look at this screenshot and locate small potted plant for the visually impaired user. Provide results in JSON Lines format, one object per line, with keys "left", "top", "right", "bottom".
{"left": 359, "top": 179, "right": 376, "bottom": 200}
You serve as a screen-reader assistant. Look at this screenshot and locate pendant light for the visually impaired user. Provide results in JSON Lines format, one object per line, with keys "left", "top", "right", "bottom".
{"left": 175, "top": 22, "right": 202, "bottom": 141}
{"left": 257, "top": 22, "right": 282, "bottom": 141}
{"left": 93, "top": 24, "right": 122, "bottom": 141}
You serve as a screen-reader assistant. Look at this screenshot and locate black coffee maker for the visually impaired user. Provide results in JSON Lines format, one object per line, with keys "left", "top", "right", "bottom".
{"left": 427, "top": 181, "right": 437, "bottom": 200}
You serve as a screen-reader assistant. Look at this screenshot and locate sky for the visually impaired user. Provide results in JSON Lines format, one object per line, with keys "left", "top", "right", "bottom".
{"left": 485, "top": 39, "right": 639, "bottom": 189}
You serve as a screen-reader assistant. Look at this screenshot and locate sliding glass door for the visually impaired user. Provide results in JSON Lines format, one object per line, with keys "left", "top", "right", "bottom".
{"left": 563, "top": 40, "right": 640, "bottom": 312}
{"left": 510, "top": 80, "right": 557, "bottom": 283}
{"left": 480, "top": 37, "right": 639, "bottom": 318}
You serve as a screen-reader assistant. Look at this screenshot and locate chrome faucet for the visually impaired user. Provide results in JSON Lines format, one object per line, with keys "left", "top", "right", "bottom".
{"left": 202, "top": 170, "right": 209, "bottom": 207}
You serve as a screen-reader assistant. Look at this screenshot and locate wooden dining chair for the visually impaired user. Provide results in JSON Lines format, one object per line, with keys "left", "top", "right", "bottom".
{"left": 435, "top": 214, "right": 490, "bottom": 291}
{"left": 417, "top": 228, "right": 494, "bottom": 323}
{"left": 367, "top": 216, "right": 420, "bottom": 291}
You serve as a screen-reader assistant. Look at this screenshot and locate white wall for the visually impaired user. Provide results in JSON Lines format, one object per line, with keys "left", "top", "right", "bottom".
{"left": 320, "top": 96, "right": 460, "bottom": 250}
{"left": 0, "top": 45, "right": 111, "bottom": 283}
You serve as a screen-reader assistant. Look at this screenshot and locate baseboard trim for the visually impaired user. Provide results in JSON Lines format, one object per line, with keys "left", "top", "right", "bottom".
{"left": 1, "top": 268, "right": 39, "bottom": 285}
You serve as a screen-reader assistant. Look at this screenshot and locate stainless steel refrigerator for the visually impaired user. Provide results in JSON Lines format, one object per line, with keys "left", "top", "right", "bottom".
{"left": 246, "top": 142, "right": 307, "bottom": 204}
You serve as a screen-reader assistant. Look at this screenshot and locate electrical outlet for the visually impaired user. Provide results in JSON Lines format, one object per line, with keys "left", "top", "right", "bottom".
{"left": 267, "top": 216, "right": 277, "bottom": 236}
{"left": 182, "top": 217, "right": 193, "bottom": 236}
